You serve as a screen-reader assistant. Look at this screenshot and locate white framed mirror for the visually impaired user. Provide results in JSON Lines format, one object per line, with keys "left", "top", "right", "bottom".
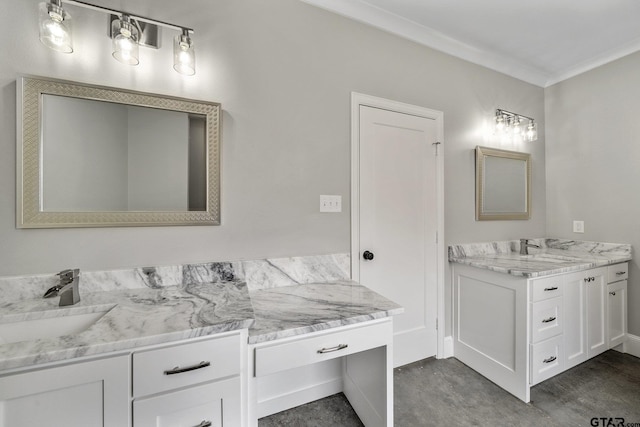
{"left": 475, "top": 146, "right": 531, "bottom": 221}
{"left": 17, "top": 76, "right": 221, "bottom": 228}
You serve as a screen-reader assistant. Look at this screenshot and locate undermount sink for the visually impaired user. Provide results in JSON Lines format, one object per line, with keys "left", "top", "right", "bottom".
{"left": 0, "top": 307, "right": 111, "bottom": 345}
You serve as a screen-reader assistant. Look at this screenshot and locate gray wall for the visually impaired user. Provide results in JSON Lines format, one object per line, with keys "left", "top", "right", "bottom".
{"left": 2, "top": 0, "right": 545, "bottom": 329}
{"left": 545, "top": 52, "right": 640, "bottom": 335}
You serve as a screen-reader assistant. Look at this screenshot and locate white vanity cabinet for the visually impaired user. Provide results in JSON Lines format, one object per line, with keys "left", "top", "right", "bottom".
{"left": 0, "top": 330, "right": 247, "bottom": 427}
{"left": 453, "top": 262, "right": 628, "bottom": 403}
{"left": 0, "top": 354, "right": 130, "bottom": 427}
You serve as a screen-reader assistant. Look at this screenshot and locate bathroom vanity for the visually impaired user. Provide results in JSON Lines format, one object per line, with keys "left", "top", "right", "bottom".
{"left": 0, "top": 282, "right": 254, "bottom": 427}
{"left": 449, "top": 239, "right": 631, "bottom": 402}
{"left": 0, "top": 261, "right": 401, "bottom": 427}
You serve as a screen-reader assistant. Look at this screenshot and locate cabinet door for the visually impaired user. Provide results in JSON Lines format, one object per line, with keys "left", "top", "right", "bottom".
{"left": 564, "top": 271, "right": 587, "bottom": 369}
{"left": 608, "top": 280, "right": 627, "bottom": 348}
{"left": 586, "top": 269, "right": 607, "bottom": 357}
{"left": 134, "top": 377, "right": 240, "bottom": 427}
{"left": 0, "top": 355, "right": 130, "bottom": 427}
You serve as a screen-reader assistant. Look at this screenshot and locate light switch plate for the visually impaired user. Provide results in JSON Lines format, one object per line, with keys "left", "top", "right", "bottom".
{"left": 573, "top": 220, "right": 584, "bottom": 233}
{"left": 320, "top": 195, "right": 342, "bottom": 213}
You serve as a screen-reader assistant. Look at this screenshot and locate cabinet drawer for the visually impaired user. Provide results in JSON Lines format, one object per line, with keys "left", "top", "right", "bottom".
{"left": 531, "top": 276, "right": 563, "bottom": 302}
{"left": 133, "top": 377, "right": 240, "bottom": 427}
{"left": 530, "top": 336, "right": 564, "bottom": 385}
{"left": 531, "top": 297, "right": 563, "bottom": 343}
{"left": 607, "top": 263, "right": 628, "bottom": 283}
{"left": 133, "top": 334, "right": 241, "bottom": 398}
{"left": 254, "top": 320, "right": 392, "bottom": 377}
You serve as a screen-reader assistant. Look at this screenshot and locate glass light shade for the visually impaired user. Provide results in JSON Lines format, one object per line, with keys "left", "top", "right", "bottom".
{"left": 495, "top": 113, "right": 505, "bottom": 133}
{"left": 39, "top": 2, "right": 72, "bottom": 53}
{"left": 173, "top": 33, "right": 195, "bottom": 76}
{"left": 526, "top": 121, "right": 538, "bottom": 142}
{"left": 112, "top": 16, "right": 139, "bottom": 65}
{"left": 512, "top": 116, "right": 521, "bottom": 136}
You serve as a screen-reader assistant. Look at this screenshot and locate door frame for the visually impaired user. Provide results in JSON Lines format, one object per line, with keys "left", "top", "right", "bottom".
{"left": 350, "top": 92, "right": 445, "bottom": 359}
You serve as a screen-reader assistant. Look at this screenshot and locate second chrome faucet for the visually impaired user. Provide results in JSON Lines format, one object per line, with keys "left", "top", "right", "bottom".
{"left": 519, "top": 239, "right": 541, "bottom": 255}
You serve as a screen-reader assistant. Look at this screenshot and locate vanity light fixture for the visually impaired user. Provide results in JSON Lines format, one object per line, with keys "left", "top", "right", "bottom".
{"left": 173, "top": 29, "right": 195, "bottom": 76}
{"left": 37, "top": 0, "right": 196, "bottom": 75}
{"left": 111, "top": 14, "right": 139, "bottom": 66}
{"left": 494, "top": 109, "right": 538, "bottom": 142}
{"left": 39, "top": 0, "right": 73, "bottom": 53}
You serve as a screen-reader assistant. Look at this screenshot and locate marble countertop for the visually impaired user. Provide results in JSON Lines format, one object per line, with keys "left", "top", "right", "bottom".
{"left": 0, "top": 279, "right": 402, "bottom": 371}
{"left": 0, "top": 282, "right": 255, "bottom": 371}
{"left": 248, "top": 280, "right": 404, "bottom": 344}
{"left": 449, "top": 238, "right": 632, "bottom": 278}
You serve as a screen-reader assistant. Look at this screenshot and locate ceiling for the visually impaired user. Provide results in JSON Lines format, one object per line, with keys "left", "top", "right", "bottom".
{"left": 301, "top": 0, "right": 640, "bottom": 87}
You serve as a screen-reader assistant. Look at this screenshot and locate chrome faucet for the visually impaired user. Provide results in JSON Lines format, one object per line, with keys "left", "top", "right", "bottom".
{"left": 519, "top": 239, "right": 541, "bottom": 255}
{"left": 44, "top": 269, "right": 81, "bottom": 306}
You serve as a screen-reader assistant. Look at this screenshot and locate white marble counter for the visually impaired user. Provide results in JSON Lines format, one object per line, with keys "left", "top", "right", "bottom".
{"left": 0, "top": 282, "right": 255, "bottom": 371}
{"left": 248, "top": 280, "right": 404, "bottom": 344}
{"left": 0, "top": 253, "right": 403, "bottom": 372}
{"left": 449, "top": 238, "right": 631, "bottom": 278}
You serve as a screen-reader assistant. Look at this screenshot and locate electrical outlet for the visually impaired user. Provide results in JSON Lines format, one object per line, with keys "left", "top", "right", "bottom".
{"left": 573, "top": 220, "right": 584, "bottom": 233}
{"left": 320, "top": 195, "right": 342, "bottom": 213}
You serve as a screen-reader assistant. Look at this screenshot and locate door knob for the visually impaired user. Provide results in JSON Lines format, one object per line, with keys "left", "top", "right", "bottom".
{"left": 363, "top": 251, "right": 374, "bottom": 261}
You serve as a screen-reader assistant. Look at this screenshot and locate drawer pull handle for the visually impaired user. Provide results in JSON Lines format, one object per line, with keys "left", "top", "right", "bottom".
{"left": 194, "top": 421, "right": 212, "bottom": 427}
{"left": 543, "top": 356, "right": 557, "bottom": 364}
{"left": 616, "top": 271, "right": 626, "bottom": 276}
{"left": 542, "top": 316, "right": 557, "bottom": 323}
{"left": 609, "top": 291, "right": 616, "bottom": 296}
{"left": 543, "top": 286, "right": 558, "bottom": 291}
{"left": 317, "top": 344, "right": 348, "bottom": 354}
{"left": 164, "top": 361, "right": 211, "bottom": 375}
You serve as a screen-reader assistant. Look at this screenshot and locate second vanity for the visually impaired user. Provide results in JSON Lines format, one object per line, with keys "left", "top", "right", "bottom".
{"left": 0, "top": 256, "right": 402, "bottom": 427}
{"left": 449, "top": 239, "right": 631, "bottom": 402}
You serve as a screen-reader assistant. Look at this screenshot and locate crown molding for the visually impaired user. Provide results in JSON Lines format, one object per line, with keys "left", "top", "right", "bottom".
{"left": 301, "top": 0, "right": 640, "bottom": 88}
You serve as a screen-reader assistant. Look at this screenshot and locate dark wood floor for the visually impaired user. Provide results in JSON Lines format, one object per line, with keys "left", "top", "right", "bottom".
{"left": 259, "top": 350, "right": 640, "bottom": 426}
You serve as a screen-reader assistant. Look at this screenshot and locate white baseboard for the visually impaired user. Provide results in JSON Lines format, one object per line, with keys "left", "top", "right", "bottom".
{"left": 623, "top": 334, "right": 640, "bottom": 358}
{"left": 442, "top": 335, "right": 454, "bottom": 358}
{"left": 257, "top": 377, "right": 342, "bottom": 419}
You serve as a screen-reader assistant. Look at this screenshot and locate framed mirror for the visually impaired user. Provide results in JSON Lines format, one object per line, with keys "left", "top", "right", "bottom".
{"left": 476, "top": 146, "right": 531, "bottom": 220}
{"left": 17, "top": 77, "right": 220, "bottom": 228}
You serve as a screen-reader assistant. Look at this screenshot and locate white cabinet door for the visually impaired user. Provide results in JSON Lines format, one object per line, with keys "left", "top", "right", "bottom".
{"left": 564, "top": 267, "right": 608, "bottom": 369}
{"left": 134, "top": 377, "right": 241, "bottom": 427}
{"left": 608, "top": 280, "right": 627, "bottom": 348}
{"left": 564, "top": 271, "right": 587, "bottom": 369}
{"left": 586, "top": 268, "right": 607, "bottom": 357}
{"left": 0, "top": 355, "right": 130, "bottom": 427}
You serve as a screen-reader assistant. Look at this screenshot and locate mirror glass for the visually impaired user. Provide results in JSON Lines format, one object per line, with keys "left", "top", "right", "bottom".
{"left": 18, "top": 77, "right": 220, "bottom": 228}
{"left": 476, "top": 146, "right": 531, "bottom": 220}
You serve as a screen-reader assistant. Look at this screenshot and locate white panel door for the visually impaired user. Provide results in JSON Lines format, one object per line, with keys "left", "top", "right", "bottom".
{"left": 358, "top": 105, "right": 439, "bottom": 367}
